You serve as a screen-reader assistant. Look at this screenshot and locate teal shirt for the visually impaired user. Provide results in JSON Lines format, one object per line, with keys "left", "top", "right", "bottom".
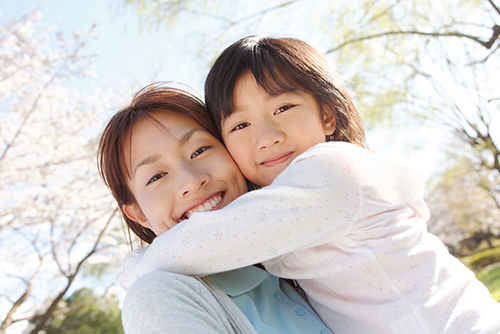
{"left": 208, "top": 266, "right": 332, "bottom": 334}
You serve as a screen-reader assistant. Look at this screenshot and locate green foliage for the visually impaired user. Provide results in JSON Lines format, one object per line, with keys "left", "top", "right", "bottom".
{"left": 125, "top": 0, "right": 200, "bottom": 30}
{"left": 41, "top": 288, "right": 123, "bottom": 334}
{"left": 83, "top": 263, "right": 112, "bottom": 278}
{"left": 460, "top": 247, "right": 500, "bottom": 301}
{"left": 476, "top": 264, "right": 500, "bottom": 302}
{"left": 461, "top": 247, "right": 500, "bottom": 271}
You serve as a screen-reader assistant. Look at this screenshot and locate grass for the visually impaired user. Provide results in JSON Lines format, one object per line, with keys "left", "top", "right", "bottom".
{"left": 460, "top": 247, "right": 500, "bottom": 302}
{"left": 476, "top": 264, "right": 500, "bottom": 301}
{"left": 460, "top": 247, "right": 500, "bottom": 271}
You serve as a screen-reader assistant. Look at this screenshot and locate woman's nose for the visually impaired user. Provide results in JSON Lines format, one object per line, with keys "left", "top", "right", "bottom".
{"left": 256, "top": 122, "right": 285, "bottom": 150}
{"left": 177, "top": 166, "right": 209, "bottom": 198}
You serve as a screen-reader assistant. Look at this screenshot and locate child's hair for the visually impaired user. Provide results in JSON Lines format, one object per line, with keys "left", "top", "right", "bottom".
{"left": 97, "top": 82, "right": 220, "bottom": 244}
{"left": 205, "top": 35, "right": 366, "bottom": 147}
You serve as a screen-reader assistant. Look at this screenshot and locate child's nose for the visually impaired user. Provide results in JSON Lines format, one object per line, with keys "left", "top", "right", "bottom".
{"left": 256, "top": 122, "right": 285, "bottom": 150}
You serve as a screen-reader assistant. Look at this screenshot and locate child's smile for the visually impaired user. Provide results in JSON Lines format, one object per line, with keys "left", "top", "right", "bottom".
{"left": 260, "top": 151, "right": 294, "bottom": 167}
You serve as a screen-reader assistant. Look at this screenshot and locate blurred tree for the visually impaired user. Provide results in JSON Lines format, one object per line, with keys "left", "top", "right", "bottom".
{"left": 39, "top": 288, "right": 123, "bottom": 334}
{"left": 0, "top": 10, "right": 124, "bottom": 334}
{"left": 124, "top": 0, "right": 499, "bottom": 247}
{"left": 123, "top": 0, "right": 499, "bottom": 121}
{"left": 427, "top": 154, "right": 500, "bottom": 255}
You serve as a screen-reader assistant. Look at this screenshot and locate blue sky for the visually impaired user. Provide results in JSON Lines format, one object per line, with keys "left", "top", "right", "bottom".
{"left": 1, "top": 0, "right": 447, "bottom": 177}
{"left": 0, "top": 0, "right": 340, "bottom": 95}
{"left": 1, "top": 0, "right": 211, "bottom": 95}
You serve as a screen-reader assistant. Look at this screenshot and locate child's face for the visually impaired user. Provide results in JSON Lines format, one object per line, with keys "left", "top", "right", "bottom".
{"left": 221, "top": 72, "right": 336, "bottom": 187}
{"left": 123, "top": 111, "right": 248, "bottom": 236}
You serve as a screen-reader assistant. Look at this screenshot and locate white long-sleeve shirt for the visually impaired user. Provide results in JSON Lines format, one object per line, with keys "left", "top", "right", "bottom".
{"left": 122, "top": 142, "right": 500, "bottom": 334}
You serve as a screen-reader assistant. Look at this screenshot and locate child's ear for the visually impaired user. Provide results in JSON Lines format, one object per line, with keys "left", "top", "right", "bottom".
{"left": 123, "top": 204, "right": 150, "bottom": 229}
{"left": 324, "top": 114, "right": 337, "bottom": 137}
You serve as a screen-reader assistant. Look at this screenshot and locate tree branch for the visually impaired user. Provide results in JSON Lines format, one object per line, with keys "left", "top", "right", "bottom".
{"left": 0, "top": 25, "right": 96, "bottom": 162}
{"left": 487, "top": 0, "right": 500, "bottom": 16}
{"left": 29, "top": 209, "right": 117, "bottom": 333}
{"left": 327, "top": 27, "right": 500, "bottom": 53}
{"left": 0, "top": 261, "right": 43, "bottom": 334}
{"left": 225, "top": 0, "right": 301, "bottom": 27}
{"left": 137, "top": 0, "right": 301, "bottom": 30}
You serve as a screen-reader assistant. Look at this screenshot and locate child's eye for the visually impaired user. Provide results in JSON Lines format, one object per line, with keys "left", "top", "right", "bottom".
{"left": 231, "top": 122, "right": 250, "bottom": 132}
{"left": 275, "top": 105, "right": 293, "bottom": 115}
{"left": 147, "top": 172, "right": 166, "bottom": 186}
{"left": 191, "top": 146, "right": 211, "bottom": 159}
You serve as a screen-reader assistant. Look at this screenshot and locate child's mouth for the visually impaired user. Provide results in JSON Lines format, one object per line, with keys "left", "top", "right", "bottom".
{"left": 261, "top": 152, "right": 293, "bottom": 167}
{"left": 183, "top": 192, "right": 224, "bottom": 219}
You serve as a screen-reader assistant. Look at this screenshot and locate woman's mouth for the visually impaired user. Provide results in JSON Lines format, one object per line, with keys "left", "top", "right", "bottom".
{"left": 184, "top": 192, "right": 224, "bottom": 219}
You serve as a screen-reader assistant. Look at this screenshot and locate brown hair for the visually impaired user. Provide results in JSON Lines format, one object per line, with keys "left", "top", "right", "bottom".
{"left": 97, "top": 82, "right": 219, "bottom": 244}
{"left": 205, "top": 36, "right": 367, "bottom": 147}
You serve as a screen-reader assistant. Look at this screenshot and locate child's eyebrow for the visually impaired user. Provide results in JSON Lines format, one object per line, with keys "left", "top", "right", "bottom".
{"left": 230, "top": 106, "right": 246, "bottom": 116}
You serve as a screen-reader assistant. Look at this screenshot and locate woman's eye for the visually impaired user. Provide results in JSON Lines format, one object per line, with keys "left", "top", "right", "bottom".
{"left": 147, "top": 173, "right": 166, "bottom": 185}
{"left": 191, "top": 146, "right": 211, "bottom": 159}
{"left": 275, "top": 105, "right": 293, "bottom": 115}
{"left": 231, "top": 122, "right": 249, "bottom": 131}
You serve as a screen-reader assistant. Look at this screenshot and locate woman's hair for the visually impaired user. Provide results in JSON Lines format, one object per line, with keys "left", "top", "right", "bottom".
{"left": 205, "top": 35, "right": 367, "bottom": 147}
{"left": 97, "top": 82, "right": 220, "bottom": 244}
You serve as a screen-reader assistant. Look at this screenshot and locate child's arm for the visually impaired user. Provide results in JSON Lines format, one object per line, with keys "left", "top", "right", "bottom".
{"left": 120, "top": 247, "right": 147, "bottom": 291}
{"left": 131, "top": 146, "right": 362, "bottom": 279}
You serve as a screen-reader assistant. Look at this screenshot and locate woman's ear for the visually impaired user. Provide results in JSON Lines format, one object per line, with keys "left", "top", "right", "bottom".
{"left": 324, "top": 114, "right": 337, "bottom": 137}
{"left": 122, "top": 204, "right": 150, "bottom": 229}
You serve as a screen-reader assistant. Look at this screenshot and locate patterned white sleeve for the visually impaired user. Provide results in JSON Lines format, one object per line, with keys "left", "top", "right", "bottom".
{"left": 120, "top": 247, "right": 147, "bottom": 291}
{"left": 129, "top": 146, "right": 362, "bottom": 280}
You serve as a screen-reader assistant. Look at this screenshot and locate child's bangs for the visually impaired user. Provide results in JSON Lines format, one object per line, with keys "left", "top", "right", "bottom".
{"left": 250, "top": 57, "right": 301, "bottom": 96}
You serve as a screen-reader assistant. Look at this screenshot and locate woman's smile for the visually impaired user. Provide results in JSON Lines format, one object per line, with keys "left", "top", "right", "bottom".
{"left": 124, "top": 111, "right": 247, "bottom": 236}
{"left": 183, "top": 192, "right": 225, "bottom": 219}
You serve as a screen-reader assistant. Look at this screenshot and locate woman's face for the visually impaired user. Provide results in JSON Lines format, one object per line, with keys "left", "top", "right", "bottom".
{"left": 123, "top": 110, "right": 248, "bottom": 236}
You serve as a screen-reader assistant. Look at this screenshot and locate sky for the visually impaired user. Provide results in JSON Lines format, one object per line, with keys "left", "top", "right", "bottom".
{"left": 1, "top": 0, "right": 454, "bottom": 176}
{"left": 1, "top": 0, "right": 356, "bottom": 95}
{"left": 1, "top": 0, "right": 210, "bottom": 94}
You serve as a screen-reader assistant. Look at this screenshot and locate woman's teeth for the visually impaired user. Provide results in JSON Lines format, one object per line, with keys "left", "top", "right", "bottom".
{"left": 185, "top": 194, "right": 223, "bottom": 219}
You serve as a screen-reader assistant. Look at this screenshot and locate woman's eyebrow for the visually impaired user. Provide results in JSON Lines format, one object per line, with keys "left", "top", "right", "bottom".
{"left": 134, "top": 154, "right": 161, "bottom": 176}
{"left": 132, "top": 128, "right": 205, "bottom": 176}
{"left": 177, "top": 128, "right": 203, "bottom": 147}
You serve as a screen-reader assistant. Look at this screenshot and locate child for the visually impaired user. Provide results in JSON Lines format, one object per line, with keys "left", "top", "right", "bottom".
{"left": 97, "top": 83, "right": 333, "bottom": 334}
{"left": 126, "top": 37, "right": 500, "bottom": 333}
